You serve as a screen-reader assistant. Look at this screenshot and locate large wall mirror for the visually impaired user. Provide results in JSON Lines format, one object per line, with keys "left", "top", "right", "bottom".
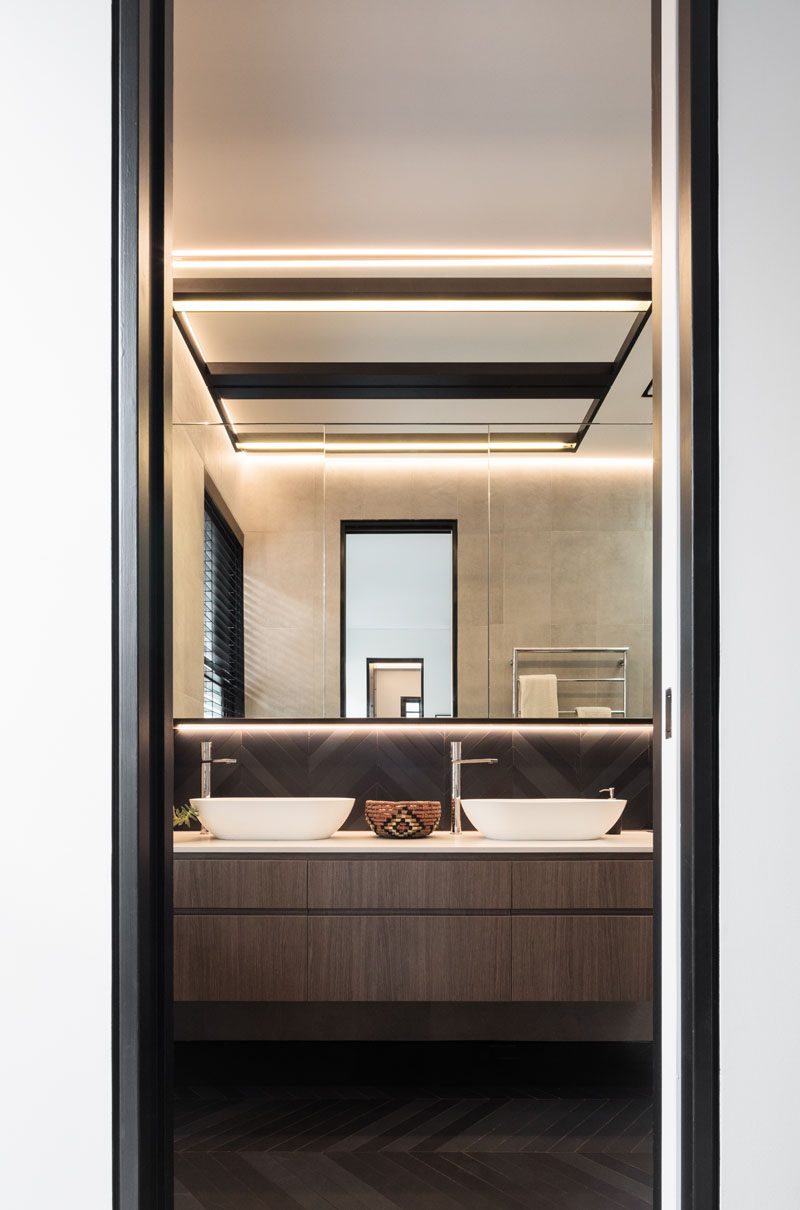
{"left": 172, "top": 285, "right": 653, "bottom": 721}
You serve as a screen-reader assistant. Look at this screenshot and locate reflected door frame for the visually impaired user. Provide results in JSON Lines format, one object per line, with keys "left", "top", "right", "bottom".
{"left": 340, "top": 519, "right": 458, "bottom": 717}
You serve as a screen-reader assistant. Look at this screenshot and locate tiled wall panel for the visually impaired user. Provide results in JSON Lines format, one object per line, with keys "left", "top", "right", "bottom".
{"left": 174, "top": 724, "right": 652, "bottom": 834}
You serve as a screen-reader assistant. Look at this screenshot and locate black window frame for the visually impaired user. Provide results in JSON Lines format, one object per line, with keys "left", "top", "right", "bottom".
{"left": 202, "top": 492, "right": 245, "bottom": 718}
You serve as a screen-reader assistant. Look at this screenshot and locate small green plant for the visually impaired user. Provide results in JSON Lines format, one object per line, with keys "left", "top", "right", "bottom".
{"left": 173, "top": 802, "right": 199, "bottom": 829}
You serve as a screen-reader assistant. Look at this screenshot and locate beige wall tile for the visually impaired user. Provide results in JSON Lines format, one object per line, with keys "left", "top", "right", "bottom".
{"left": 489, "top": 463, "right": 554, "bottom": 533}
{"left": 593, "top": 531, "right": 650, "bottom": 626}
{"left": 239, "top": 458, "right": 324, "bottom": 533}
{"left": 244, "top": 624, "right": 323, "bottom": 718}
{"left": 457, "top": 530, "right": 490, "bottom": 627}
{"left": 172, "top": 376, "right": 654, "bottom": 722}
{"left": 172, "top": 426, "right": 205, "bottom": 715}
{"left": 457, "top": 623, "right": 490, "bottom": 717}
{"left": 244, "top": 530, "right": 323, "bottom": 631}
{"left": 550, "top": 464, "right": 650, "bottom": 531}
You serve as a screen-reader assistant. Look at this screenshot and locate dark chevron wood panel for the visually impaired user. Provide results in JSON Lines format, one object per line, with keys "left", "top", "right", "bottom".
{"left": 511, "top": 728, "right": 582, "bottom": 800}
{"left": 578, "top": 726, "right": 653, "bottom": 831}
{"left": 174, "top": 1082, "right": 653, "bottom": 1208}
{"left": 174, "top": 723, "right": 653, "bottom": 833}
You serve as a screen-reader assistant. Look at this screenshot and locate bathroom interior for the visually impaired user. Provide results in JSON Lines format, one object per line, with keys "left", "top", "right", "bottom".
{"left": 170, "top": 3, "right": 655, "bottom": 1207}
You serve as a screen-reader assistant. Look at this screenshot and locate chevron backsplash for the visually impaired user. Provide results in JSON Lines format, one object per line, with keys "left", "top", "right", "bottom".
{"left": 174, "top": 724, "right": 652, "bottom": 832}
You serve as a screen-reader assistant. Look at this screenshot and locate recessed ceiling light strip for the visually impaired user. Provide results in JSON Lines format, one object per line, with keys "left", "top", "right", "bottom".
{"left": 174, "top": 298, "right": 649, "bottom": 314}
{"left": 173, "top": 248, "right": 653, "bottom": 270}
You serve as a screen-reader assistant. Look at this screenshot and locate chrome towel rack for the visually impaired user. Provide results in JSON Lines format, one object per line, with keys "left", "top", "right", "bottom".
{"left": 511, "top": 646, "right": 629, "bottom": 718}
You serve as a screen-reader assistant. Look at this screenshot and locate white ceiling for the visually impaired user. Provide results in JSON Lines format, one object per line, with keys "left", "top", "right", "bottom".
{"left": 185, "top": 310, "right": 638, "bottom": 364}
{"left": 172, "top": 0, "right": 652, "bottom": 457}
{"left": 223, "top": 399, "right": 593, "bottom": 428}
{"left": 173, "top": 0, "right": 651, "bottom": 250}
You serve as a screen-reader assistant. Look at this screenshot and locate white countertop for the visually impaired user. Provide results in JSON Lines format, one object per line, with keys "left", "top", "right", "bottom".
{"left": 173, "top": 829, "right": 653, "bottom": 855}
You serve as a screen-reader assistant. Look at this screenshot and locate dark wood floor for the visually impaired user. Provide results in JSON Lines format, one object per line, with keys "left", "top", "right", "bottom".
{"left": 174, "top": 1043, "right": 653, "bottom": 1210}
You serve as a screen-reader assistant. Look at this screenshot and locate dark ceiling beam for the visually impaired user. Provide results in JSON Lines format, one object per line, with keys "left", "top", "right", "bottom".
{"left": 208, "top": 361, "right": 613, "bottom": 401}
{"left": 174, "top": 276, "right": 652, "bottom": 303}
{"left": 572, "top": 307, "right": 653, "bottom": 450}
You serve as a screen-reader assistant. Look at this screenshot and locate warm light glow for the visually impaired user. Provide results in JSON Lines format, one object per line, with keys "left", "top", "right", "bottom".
{"left": 173, "top": 247, "right": 653, "bottom": 270}
{"left": 178, "top": 312, "right": 205, "bottom": 357}
{"left": 174, "top": 298, "right": 650, "bottom": 314}
{"left": 217, "top": 397, "right": 236, "bottom": 427}
{"left": 235, "top": 453, "right": 654, "bottom": 468}
{"left": 237, "top": 438, "right": 326, "bottom": 452}
{"left": 489, "top": 456, "right": 654, "bottom": 469}
{"left": 236, "top": 438, "right": 576, "bottom": 454}
{"left": 175, "top": 720, "right": 653, "bottom": 732}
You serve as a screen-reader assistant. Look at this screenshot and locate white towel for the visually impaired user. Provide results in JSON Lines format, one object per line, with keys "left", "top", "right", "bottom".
{"left": 518, "top": 674, "right": 559, "bottom": 718}
{"left": 575, "top": 706, "right": 613, "bottom": 718}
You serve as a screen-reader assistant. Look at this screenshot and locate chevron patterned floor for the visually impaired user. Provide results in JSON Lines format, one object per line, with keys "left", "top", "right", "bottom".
{"left": 175, "top": 1045, "right": 653, "bottom": 1209}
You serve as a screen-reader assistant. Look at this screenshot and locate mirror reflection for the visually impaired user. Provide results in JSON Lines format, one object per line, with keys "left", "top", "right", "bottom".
{"left": 344, "top": 524, "right": 456, "bottom": 718}
{"left": 172, "top": 303, "right": 653, "bottom": 721}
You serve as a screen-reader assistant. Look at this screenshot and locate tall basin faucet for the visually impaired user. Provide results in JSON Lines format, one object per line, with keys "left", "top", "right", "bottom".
{"left": 450, "top": 740, "right": 499, "bottom": 835}
{"left": 200, "top": 740, "right": 237, "bottom": 798}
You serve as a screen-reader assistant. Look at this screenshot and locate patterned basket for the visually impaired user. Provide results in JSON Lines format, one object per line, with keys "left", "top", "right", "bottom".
{"left": 365, "top": 800, "right": 441, "bottom": 839}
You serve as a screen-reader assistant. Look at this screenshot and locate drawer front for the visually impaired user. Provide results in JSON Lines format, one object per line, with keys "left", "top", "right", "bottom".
{"left": 308, "top": 859, "right": 510, "bottom": 910}
{"left": 309, "top": 916, "right": 511, "bottom": 1001}
{"left": 174, "top": 859, "right": 307, "bottom": 910}
{"left": 174, "top": 915, "right": 307, "bottom": 1001}
{"left": 512, "top": 916, "right": 653, "bottom": 1001}
{"left": 512, "top": 860, "right": 653, "bottom": 910}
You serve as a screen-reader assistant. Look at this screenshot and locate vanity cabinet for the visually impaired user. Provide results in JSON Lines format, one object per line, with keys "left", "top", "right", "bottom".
{"left": 309, "top": 916, "right": 510, "bottom": 1001}
{"left": 174, "top": 915, "right": 307, "bottom": 1001}
{"left": 173, "top": 852, "right": 653, "bottom": 1006}
{"left": 308, "top": 859, "right": 511, "bottom": 911}
{"left": 174, "top": 858, "right": 307, "bottom": 910}
{"left": 512, "top": 915, "right": 653, "bottom": 1001}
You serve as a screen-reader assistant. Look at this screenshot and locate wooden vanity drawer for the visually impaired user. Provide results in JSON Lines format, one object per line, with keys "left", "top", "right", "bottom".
{"left": 512, "top": 859, "right": 652, "bottom": 910}
{"left": 308, "top": 915, "right": 511, "bottom": 1001}
{"left": 174, "top": 915, "right": 307, "bottom": 1001}
{"left": 174, "top": 859, "right": 307, "bottom": 910}
{"left": 308, "top": 859, "right": 511, "bottom": 911}
{"left": 512, "top": 915, "right": 653, "bottom": 1001}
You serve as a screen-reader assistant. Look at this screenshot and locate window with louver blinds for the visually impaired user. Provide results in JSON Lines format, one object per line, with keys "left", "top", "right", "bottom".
{"left": 203, "top": 493, "right": 245, "bottom": 717}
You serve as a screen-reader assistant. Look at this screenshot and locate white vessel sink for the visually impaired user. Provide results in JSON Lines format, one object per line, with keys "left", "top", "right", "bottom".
{"left": 460, "top": 797, "right": 626, "bottom": 841}
{"left": 191, "top": 797, "right": 354, "bottom": 841}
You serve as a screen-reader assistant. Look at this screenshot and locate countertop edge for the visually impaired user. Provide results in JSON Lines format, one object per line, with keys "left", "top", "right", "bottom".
{"left": 173, "top": 830, "right": 654, "bottom": 856}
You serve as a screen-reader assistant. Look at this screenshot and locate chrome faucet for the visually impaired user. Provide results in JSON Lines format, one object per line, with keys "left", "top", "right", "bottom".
{"left": 200, "top": 741, "right": 237, "bottom": 798}
{"left": 450, "top": 741, "right": 499, "bottom": 834}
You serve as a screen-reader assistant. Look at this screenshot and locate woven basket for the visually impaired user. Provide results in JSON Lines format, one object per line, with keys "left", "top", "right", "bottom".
{"left": 365, "top": 800, "right": 441, "bottom": 839}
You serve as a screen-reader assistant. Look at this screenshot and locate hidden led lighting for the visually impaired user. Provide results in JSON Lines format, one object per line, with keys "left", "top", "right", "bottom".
{"left": 173, "top": 247, "right": 653, "bottom": 270}
{"left": 175, "top": 719, "right": 653, "bottom": 733}
{"left": 174, "top": 298, "right": 649, "bottom": 314}
{"left": 235, "top": 437, "right": 576, "bottom": 455}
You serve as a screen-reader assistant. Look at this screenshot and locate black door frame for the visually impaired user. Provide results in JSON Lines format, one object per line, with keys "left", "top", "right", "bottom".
{"left": 111, "top": 2, "right": 719, "bottom": 1207}
{"left": 341, "top": 519, "right": 458, "bottom": 718}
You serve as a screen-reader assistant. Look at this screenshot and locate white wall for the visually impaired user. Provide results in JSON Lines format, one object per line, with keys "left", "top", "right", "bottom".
{"left": 718, "top": 2, "right": 800, "bottom": 1206}
{"left": 0, "top": 3, "right": 112, "bottom": 1208}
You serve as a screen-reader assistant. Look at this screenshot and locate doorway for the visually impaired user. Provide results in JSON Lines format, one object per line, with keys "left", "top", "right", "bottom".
{"left": 112, "top": 3, "right": 719, "bottom": 1209}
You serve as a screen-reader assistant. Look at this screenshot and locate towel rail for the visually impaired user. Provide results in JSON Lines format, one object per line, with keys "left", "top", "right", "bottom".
{"left": 511, "top": 646, "right": 629, "bottom": 718}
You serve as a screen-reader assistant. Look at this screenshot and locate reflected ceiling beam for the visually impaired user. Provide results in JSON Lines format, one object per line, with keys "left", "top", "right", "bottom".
{"left": 173, "top": 276, "right": 652, "bottom": 304}
{"left": 209, "top": 362, "right": 614, "bottom": 400}
{"left": 573, "top": 308, "right": 652, "bottom": 450}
